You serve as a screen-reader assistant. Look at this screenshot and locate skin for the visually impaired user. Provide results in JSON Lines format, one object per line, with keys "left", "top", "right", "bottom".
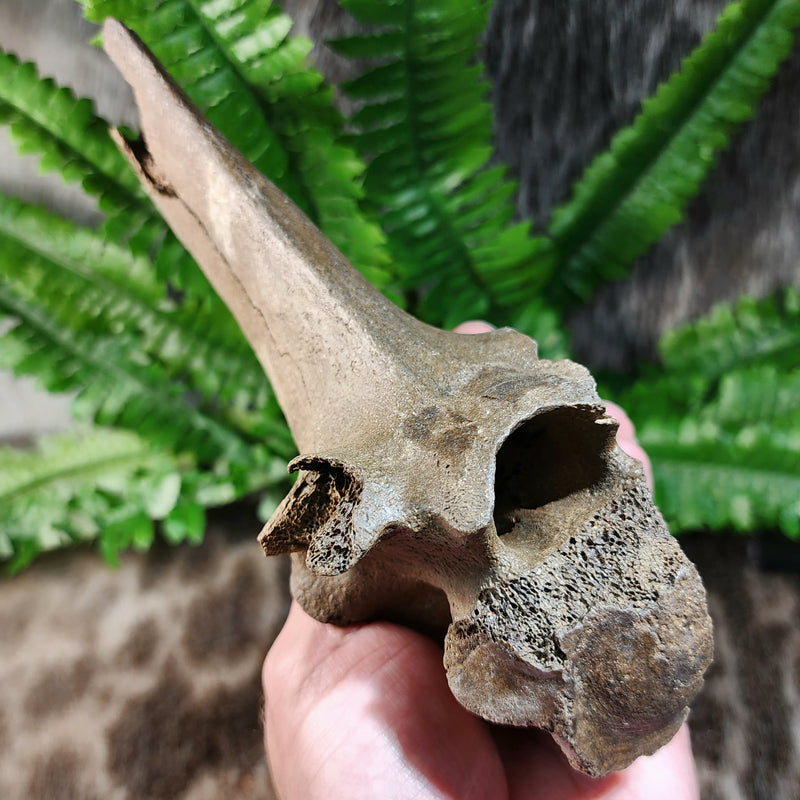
{"left": 263, "top": 321, "right": 700, "bottom": 800}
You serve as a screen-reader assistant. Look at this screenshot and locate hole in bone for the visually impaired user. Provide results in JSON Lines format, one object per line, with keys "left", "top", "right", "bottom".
{"left": 493, "top": 407, "right": 614, "bottom": 535}
{"left": 373, "top": 579, "right": 452, "bottom": 641}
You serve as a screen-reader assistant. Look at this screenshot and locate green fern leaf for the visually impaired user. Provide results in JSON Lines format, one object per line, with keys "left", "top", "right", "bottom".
{"left": 659, "top": 287, "right": 800, "bottom": 378}
{"left": 0, "top": 280, "right": 291, "bottom": 563}
{"left": 0, "top": 272, "right": 293, "bottom": 473}
{"left": 539, "top": 0, "right": 800, "bottom": 305}
{"left": 0, "top": 193, "right": 161, "bottom": 301}
{"left": 333, "top": 0, "right": 555, "bottom": 338}
{"left": 714, "top": 364, "right": 800, "bottom": 427}
{"left": 0, "top": 428, "right": 182, "bottom": 570}
{"left": 623, "top": 288, "right": 800, "bottom": 419}
{"left": 618, "top": 288, "right": 800, "bottom": 536}
{"left": 0, "top": 194, "right": 285, "bottom": 442}
{"left": 0, "top": 49, "right": 145, "bottom": 207}
{"left": 0, "top": 424, "right": 281, "bottom": 570}
{"left": 640, "top": 420, "right": 800, "bottom": 538}
{"left": 0, "top": 45, "right": 216, "bottom": 315}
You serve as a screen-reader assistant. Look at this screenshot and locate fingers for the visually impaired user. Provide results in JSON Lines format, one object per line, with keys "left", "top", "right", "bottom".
{"left": 603, "top": 400, "right": 654, "bottom": 491}
{"left": 263, "top": 602, "right": 505, "bottom": 800}
{"left": 612, "top": 724, "right": 700, "bottom": 800}
{"left": 495, "top": 722, "right": 699, "bottom": 800}
{"left": 453, "top": 320, "right": 495, "bottom": 334}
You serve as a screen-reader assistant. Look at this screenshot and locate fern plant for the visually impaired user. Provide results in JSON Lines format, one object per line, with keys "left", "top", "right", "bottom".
{"left": 0, "top": 0, "right": 798, "bottom": 570}
{"left": 618, "top": 288, "right": 800, "bottom": 537}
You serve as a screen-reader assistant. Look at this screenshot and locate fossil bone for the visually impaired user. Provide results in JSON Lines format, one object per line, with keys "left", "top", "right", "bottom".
{"left": 103, "top": 19, "right": 713, "bottom": 776}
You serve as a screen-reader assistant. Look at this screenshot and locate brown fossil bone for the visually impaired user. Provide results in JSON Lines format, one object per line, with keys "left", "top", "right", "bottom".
{"left": 103, "top": 19, "right": 713, "bottom": 776}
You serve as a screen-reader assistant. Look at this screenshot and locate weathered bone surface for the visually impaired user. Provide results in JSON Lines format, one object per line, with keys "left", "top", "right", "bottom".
{"left": 103, "top": 19, "right": 713, "bottom": 776}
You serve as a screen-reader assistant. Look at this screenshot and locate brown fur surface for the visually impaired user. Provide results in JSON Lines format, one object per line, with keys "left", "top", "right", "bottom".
{"left": 0, "top": 509, "right": 289, "bottom": 800}
{"left": 683, "top": 536, "right": 800, "bottom": 800}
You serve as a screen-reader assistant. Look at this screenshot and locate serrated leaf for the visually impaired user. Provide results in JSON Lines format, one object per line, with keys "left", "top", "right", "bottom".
{"left": 0, "top": 278, "right": 274, "bottom": 467}
{"left": 541, "top": 0, "right": 800, "bottom": 306}
{"left": 337, "top": 0, "right": 557, "bottom": 337}
{"left": 641, "top": 420, "right": 800, "bottom": 537}
{"left": 616, "top": 288, "right": 800, "bottom": 538}
{"left": 0, "top": 428, "right": 170, "bottom": 567}
{"left": 163, "top": 501, "right": 206, "bottom": 544}
{"left": 0, "top": 50, "right": 142, "bottom": 198}
{"left": 0, "top": 193, "right": 283, "bottom": 442}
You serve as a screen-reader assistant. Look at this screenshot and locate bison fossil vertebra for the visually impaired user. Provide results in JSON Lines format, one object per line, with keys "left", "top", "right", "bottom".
{"left": 103, "top": 19, "right": 713, "bottom": 776}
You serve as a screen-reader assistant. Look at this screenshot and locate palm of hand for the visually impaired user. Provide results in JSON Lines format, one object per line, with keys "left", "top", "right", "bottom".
{"left": 264, "top": 603, "right": 697, "bottom": 800}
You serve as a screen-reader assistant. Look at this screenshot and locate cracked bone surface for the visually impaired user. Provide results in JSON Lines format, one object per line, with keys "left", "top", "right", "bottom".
{"left": 104, "top": 19, "right": 713, "bottom": 776}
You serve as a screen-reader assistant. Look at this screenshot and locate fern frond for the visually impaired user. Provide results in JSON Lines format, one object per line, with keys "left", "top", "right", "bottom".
{"left": 80, "top": 0, "right": 396, "bottom": 291}
{"left": 0, "top": 44, "right": 212, "bottom": 308}
{"left": 714, "top": 364, "right": 800, "bottom": 427}
{"left": 333, "top": 0, "right": 555, "bottom": 336}
{"left": 618, "top": 288, "right": 800, "bottom": 536}
{"left": 0, "top": 194, "right": 285, "bottom": 442}
{"left": 536, "top": 0, "right": 800, "bottom": 305}
{"left": 0, "top": 270, "right": 292, "bottom": 470}
{"left": 0, "top": 428, "right": 185, "bottom": 570}
{"left": 0, "top": 193, "right": 161, "bottom": 301}
{"left": 640, "top": 420, "right": 800, "bottom": 538}
{"left": 623, "top": 288, "right": 800, "bottom": 417}
{"left": 659, "top": 288, "right": 800, "bottom": 378}
{"left": 0, "top": 49, "right": 148, "bottom": 214}
{"left": 0, "top": 425, "right": 285, "bottom": 570}
{"left": 0, "top": 269, "right": 291, "bottom": 561}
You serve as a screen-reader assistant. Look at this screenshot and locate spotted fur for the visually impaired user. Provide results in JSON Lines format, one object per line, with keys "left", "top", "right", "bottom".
{"left": 0, "top": 508, "right": 289, "bottom": 800}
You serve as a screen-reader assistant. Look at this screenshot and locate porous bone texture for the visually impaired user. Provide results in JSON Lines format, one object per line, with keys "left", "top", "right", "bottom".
{"left": 446, "top": 479, "right": 711, "bottom": 774}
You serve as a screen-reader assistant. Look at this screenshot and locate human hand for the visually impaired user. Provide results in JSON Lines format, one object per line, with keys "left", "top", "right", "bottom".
{"left": 262, "top": 322, "right": 699, "bottom": 800}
